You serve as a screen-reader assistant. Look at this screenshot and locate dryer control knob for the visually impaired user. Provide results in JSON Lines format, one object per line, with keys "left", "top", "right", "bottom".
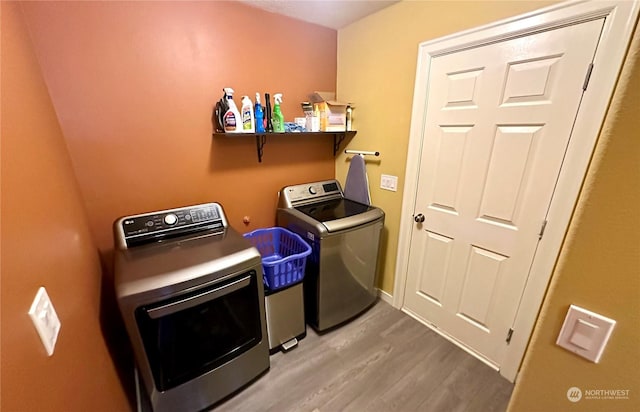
{"left": 164, "top": 213, "right": 178, "bottom": 225}
{"left": 308, "top": 186, "right": 317, "bottom": 195}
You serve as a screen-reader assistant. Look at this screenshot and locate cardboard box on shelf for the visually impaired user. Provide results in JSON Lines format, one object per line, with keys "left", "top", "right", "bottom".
{"left": 310, "top": 92, "right": 348, "bottom": 132}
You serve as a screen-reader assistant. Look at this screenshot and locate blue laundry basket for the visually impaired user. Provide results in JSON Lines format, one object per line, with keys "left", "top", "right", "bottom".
{"left": 243, "top": 227, "right": 311, "bottom": 291}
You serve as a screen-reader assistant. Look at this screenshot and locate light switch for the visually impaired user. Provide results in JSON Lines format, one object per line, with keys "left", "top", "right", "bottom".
{"left": 556, "top": 304, "right": 615, "bottom": 363}
{"left": 28, "top": 287, "right": 61, "bottom": 356}
{"left": 569, "top": 319, "right": 598, "bottom": 350}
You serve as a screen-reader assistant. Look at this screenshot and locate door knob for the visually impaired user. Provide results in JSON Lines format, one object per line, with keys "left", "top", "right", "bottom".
{"left": 414, "top": 214, "right": 425, "bottom": 223}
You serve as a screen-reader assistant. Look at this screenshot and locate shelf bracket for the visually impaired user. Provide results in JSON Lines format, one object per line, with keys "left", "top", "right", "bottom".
{"left": 256, "top": 134, "right": 267, "bottom": 163}
{"left": 212, "top": 131, "right": 355, "bottom": 163}
{"left": 333, "top": 133, "right": 346, "bottom": 156}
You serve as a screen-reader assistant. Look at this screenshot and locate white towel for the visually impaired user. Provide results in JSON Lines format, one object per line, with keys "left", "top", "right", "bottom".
{"left": 344, "top": 154, "right": 371, "bottom": 205}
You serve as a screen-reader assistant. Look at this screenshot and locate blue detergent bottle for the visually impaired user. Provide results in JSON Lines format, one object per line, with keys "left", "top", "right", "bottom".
{"left": 255, "top": 93, "right": 265, "bottom": 133}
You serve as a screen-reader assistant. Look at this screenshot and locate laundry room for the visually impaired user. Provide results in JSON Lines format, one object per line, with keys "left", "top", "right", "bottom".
{"left": 2, "top": 1, "right": 639, "bottom": 412}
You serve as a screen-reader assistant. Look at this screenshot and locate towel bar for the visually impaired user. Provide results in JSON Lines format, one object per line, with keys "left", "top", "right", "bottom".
{"left": 345, "top": 150, "right": 380, "bottom": 157}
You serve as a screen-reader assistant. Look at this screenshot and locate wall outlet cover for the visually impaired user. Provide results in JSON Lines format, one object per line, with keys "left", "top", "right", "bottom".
{"left": 28, "top": 286, "right": 61, "bottom": 356}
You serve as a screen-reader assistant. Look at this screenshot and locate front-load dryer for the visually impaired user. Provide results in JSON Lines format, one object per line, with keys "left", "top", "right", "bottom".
{"left": 113, "top": 202, "right": 269, "bottom": 412}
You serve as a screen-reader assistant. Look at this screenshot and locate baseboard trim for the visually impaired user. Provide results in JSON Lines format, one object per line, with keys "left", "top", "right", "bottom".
{"left": 401, "top": 306, "right": 500, "bottom": 373}
{"left": 377, "top": 288, "right": 393, "bottom": 305}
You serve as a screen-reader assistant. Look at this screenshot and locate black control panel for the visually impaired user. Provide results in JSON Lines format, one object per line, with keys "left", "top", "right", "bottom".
{"left": 117, "top": 203, "right": 226, "bottom": 248}
{"left": 322, "top": 182, "right": 339, "bottom": 193}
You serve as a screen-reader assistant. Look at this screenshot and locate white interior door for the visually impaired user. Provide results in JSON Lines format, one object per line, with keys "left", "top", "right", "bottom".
{"left": 402, "top": 19, "right": 604, "bottom": 367}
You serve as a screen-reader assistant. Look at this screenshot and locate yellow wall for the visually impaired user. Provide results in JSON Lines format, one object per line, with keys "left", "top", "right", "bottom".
{"left": 338, "top": 1, "right": 639, "bottom": 411}
{"left": 508, "top": 28, "right": 640, "bottom": 412}
{"left": 336, "top": 0, "right": 557, "bottom": 292}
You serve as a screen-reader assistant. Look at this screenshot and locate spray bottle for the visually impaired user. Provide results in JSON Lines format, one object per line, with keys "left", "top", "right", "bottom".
{"left": 254, "top": 93, "right": 265, "bottom": 133}
{"left": 241, "top": 95, "right": 255, "bottom": 133}
{"left": 222, "top": 88, "right": 242, "bottom": 133}
{"left": 272, "top": 93, "right": 285, "bottom": 133}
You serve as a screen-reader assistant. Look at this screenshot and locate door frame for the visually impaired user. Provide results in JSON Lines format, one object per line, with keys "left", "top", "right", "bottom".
{"left": 392, "top": 0, "right": 639, "bottom": 382}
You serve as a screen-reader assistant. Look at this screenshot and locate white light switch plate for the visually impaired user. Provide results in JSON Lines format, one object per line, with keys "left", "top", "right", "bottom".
{"left": 29, "top": 287, "right": 61, "bottom": 356}
{"left": 556, "top": 304, "right": 615, "bottom": 363}
{"left": 381, "top": 174, "right": 398, "bottom": 192}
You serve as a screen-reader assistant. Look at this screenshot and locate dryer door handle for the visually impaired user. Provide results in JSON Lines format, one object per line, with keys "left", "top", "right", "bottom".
{"left": 147, "top": 275, "right": 251, "bottom": 319}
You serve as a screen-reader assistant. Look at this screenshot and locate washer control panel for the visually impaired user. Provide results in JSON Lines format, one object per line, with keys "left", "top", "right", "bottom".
{"left": 115, "top": 203, "right": 227, "bottom": 249}
{"left": 280, "top": 180, "right": 343, "bottom": 207}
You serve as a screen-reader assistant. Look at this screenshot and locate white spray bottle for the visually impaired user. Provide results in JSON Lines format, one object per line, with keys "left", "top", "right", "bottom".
{"left": 223, "top": 88, "right": 242, "bottom": 133}
{"left": 241, "top": 95, "right": 255, "bottom": 133}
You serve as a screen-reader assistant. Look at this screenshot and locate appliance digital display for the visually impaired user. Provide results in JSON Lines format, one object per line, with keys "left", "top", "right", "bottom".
{"left": 190, "top": 207, "right": 218, "bottom": 223}
{"left": 322, "top": 182, "right": 339, "bottom": 193}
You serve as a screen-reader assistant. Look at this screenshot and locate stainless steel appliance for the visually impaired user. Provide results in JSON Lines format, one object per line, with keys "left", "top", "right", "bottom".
{"left": 113, "top": 203, "right": 269, "bottom": 412}
{"left": 265, "top": 282, "right": 306, "bottom": 351}
{"left": 276, "top": 180, "right": 384, "bottom": 331}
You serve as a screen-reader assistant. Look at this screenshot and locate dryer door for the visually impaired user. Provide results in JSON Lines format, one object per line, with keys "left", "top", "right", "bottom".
{"left": 135, "top": 269, "right": 262, "bottom": 391}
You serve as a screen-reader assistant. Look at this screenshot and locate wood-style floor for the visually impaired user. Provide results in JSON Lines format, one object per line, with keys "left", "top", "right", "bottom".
{"left": 214, "top": 300, "right": 514, "bottom": 412}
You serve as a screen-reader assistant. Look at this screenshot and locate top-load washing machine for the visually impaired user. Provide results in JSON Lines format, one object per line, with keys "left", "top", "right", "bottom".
{"left": 276, "top": 179, "right": 384, "bottom": 331}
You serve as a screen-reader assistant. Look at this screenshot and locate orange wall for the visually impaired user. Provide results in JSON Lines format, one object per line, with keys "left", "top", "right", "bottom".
{"left": 1, "top": 2, "right": 129, "bottom": 410}
{"left": 20, "top": 1, "right": 338, "bottom": 256}
{"left": 2, "top": 1, "right": 337, "bottom": 410}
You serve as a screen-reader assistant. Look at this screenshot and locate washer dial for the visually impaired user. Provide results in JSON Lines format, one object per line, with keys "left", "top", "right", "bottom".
{"left": 164, "top": 213, "right": 178, "bottom": 225}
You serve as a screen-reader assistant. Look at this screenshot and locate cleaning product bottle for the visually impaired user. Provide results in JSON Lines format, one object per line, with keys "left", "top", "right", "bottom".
{"left": 265, "top": 93, "right": 274, "bottom": 132}
{"left": 213, "top": 90, "right": 228, "bottom": 133}
{"left": 272, "top": 93, "right": 285, "bottom": 133}
{"left": 311, "top": 103, "right": 321, "bottom": 132}
{"left": 222, "top": 88, "right": 242, "bottom": 133}
{"left": 254, "top": 93, "right": 265, "bottom": 133}
{"left": 241, "top": 95, "right": 255, "bottom": 133}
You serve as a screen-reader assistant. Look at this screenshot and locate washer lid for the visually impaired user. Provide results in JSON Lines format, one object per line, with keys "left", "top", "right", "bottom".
{"left": 295, "top": 198, "right": 371, "bottom": 222}
{"left": 295, "top": 198, "right": 384, "bottom": 232}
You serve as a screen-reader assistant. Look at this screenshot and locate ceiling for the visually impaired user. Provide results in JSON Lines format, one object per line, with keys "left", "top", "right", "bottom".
{"left": 239, "top": 0, "right": 400, "bottom": 30}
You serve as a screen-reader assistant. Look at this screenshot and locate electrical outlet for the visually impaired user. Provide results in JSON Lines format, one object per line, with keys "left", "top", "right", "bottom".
{"left": 29, "top": 287, "right": 61, "bottom": 356}
{"left": 380, "top": 174, "right": 398, "bottom": 192}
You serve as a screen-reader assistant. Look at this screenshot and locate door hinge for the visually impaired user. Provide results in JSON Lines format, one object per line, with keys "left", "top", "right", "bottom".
{"left": 538, "top": 219, "right": 548, "bottom": 240}
{"left": 583, "top": 63, "right": 594, "bottom": 91}
{"left": 506, "top": 328, "right": 514, "bottom": 344}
